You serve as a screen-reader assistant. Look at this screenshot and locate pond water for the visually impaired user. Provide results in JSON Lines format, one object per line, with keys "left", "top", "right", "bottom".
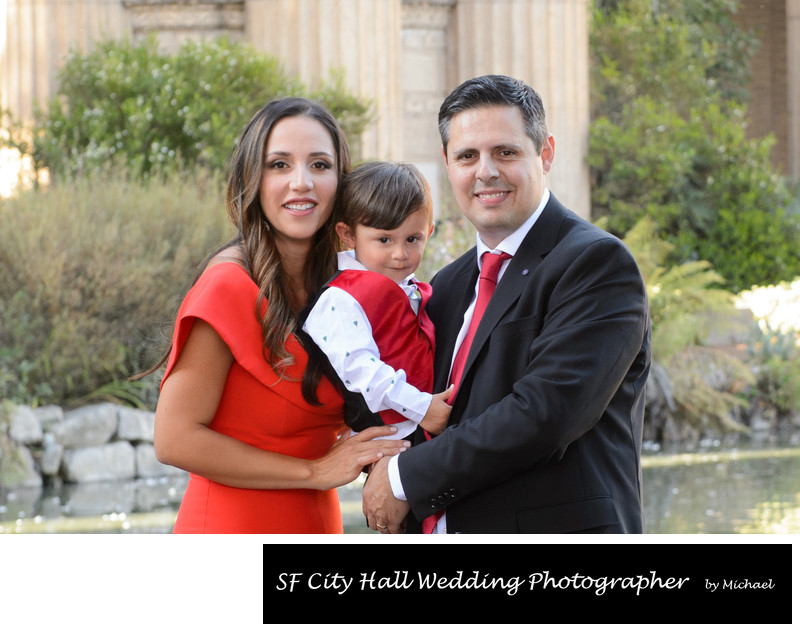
{"left": 640, "top": 442, "right": 800, "bottom": 534}
{"left": 1, "top": 436, "right": 799, "bottom": 534}
{"left": 339, "top": 438, "right": 800, "bottom": 534}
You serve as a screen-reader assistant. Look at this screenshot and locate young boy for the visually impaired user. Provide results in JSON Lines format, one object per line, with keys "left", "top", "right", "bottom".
{"left": 301, "top": 161, "right": 451, "bottom": 438}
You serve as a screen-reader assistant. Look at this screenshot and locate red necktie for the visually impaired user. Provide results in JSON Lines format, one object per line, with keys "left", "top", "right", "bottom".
{"left": 422, "top": 250, "right": 510, "bottom": 534}
{"left": 446, "top": 251, "right": 511, "bottom": 404}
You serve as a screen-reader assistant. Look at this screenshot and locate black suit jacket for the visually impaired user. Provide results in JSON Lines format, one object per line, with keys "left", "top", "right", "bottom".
{"left": 399, "top": 194, "right": 651, "bottom": 533}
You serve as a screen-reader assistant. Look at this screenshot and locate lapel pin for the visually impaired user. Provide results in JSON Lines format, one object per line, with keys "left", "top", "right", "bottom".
{"left": 522, "top": 269, "right": 530, "bottom": 276}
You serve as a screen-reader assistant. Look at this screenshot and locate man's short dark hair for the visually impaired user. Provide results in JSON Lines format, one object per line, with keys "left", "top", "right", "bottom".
{"left": 438, "top": 74, "right": 548, "bottom": 155}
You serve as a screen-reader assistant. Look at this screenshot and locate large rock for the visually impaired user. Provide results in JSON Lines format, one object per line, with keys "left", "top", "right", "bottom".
{"left": 38, "top": 433, "right": 64, "bottom": 477}
{"left": 0, "top": 445, "right": 42, "bottom": 488}
{"left": 60, "top": 441, "right": 136, "bottom": 483}
{"left": 117, "top": 408, "right": 156, "bottom": 442}
{"left": 52, "top": 403, "right": 118, "bottom": 448}
{"left": 9, "top": 405, "right": 43, "bottom": 445}
{"left": 32, "top": 405, "right": 64, "bottom": 431}
{"left": 135, "top": 443, "right": 180, "bottom": 478}
{"left": 16, "top": 447, "right": 43, "bottom": 487}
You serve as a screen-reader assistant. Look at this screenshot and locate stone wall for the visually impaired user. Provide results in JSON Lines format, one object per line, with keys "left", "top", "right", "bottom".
{"left": 1, "top": 401, "right": 185, "bottom": 489}
{"left": 0, "top": 401, "right": 188, "bottom": 528}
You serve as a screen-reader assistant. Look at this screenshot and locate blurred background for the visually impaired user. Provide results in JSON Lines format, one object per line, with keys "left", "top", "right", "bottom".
{"left": 1, "top": 0, "right": 799, "bottom": 534}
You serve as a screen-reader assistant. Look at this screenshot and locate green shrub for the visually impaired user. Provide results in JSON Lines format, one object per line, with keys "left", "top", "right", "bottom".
{"left": 663, "top": 346, "right": 753, "bottom": 436}
{"left": 591, "top": 98, "right": 800, "bottom": 293}
{"left": 621, "top": 217, "right": 753, "bottom": 437}
{"left": 747, "top": 325, "right": 800, "bottom": 418}
{"left": 590, "top": 0, "right": 800, "bottom": 293}
{"left": 617, "top": 216, "right": 737, "bottom": 361}
{"left": 30, "top": 36, "right": 373, "bottom": 180}
{"left": 591, "top": 0, "right": 758, "bottom": 122}
{"left": 0, "top": 168, "right": 232, "bottom": 407}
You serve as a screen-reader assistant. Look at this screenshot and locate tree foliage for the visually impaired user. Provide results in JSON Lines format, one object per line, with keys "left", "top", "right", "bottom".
{"left": 621, "top": 216, "right": 753, "bottom": 439}
{"left": 623, "top": 217, "right": 733, "bottom": 359}
{"left": 29, "top": 36, "right": 373, "bottom": 180}
{"left": 590, "top": 0, "right": 800, "bottom": 292}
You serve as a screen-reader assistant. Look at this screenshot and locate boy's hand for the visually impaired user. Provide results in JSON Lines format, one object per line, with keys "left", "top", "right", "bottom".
{"left": 419, "top": 385, "right": 454, "bottom": 436}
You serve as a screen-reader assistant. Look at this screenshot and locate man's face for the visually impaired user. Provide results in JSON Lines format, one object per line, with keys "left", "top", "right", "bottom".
{"left": 443, "top": 105, "right": 554, "bottom": 248}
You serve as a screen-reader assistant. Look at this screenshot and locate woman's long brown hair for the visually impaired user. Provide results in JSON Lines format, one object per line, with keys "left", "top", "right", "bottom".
{"left": 135, "top": 97, "right": 350, "bottom": 405}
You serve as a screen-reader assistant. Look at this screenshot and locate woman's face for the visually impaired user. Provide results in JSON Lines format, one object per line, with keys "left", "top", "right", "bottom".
{"left": 260, "top": 115, "right": 339, "bottom": 250}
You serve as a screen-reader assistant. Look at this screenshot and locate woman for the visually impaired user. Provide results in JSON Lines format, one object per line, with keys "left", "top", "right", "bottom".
{"left": 153, "top": 98, "right": 410, "bottom": 533}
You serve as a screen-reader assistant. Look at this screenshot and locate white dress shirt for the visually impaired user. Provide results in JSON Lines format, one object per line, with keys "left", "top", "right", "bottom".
{"left": 388, "top": 189, "right": 550, "bottom": 533}
{"left": 302, "top": 251, "right": 432, "bottom": 439}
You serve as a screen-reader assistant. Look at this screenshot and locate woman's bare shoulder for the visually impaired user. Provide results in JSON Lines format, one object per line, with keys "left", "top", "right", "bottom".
{"left": 206, "top": 244, "right": 247, "bottom": 271}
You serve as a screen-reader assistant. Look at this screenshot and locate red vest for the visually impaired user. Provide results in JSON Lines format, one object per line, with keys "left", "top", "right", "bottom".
{"left": 326, "top": 269, "right": 435, "bottom": 426}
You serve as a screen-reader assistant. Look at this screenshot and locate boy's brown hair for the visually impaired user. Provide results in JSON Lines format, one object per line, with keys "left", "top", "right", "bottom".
{"left": 339, "top": 161, "right": 433, "bottom": 230}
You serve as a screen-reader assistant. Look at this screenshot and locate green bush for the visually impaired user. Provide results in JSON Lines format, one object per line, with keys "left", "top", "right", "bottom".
{"left": 621, "top": 217, "right": 753, "bottom": 437}
{"left": 590, "top": 0, "right": 800, "bottom": 293}
{"left": 0, "top": 168, "right": 232, "bottom": 407}
{"left": 621, "top": 216, "right": 736, "bottom": 362}
{"left": 591, "top": 0, "right": 758, "bottom": 121}
{"left": 661, "top": 346, "right": 753, "bottom": 437}
{"left": 748, "top": 325, "right": 800, "bottom": 418}
{"left": 591, "top": 98, "right": 800, "bottom": 292}
{"left": 30, "top": 36, "right": 373, "bottom": 180}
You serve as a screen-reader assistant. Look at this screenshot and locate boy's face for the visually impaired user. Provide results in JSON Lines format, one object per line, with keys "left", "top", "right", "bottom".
{"left": 337, "top": 208, "right": 434, "bottom": 283}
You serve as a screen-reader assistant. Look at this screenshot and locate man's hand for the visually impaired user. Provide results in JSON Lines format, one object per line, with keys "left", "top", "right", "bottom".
{"left": 362, "top": 456, "right": 409, "bottom": 534}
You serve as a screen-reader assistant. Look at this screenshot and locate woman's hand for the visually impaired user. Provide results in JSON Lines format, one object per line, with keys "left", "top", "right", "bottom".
{"left": 309, "top": 425, "right": 411, "bottom": 490}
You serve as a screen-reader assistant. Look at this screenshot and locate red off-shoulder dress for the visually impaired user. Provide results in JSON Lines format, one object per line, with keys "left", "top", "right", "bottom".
{"left": 161, "top": 262, "right": 345, "bottom": 533}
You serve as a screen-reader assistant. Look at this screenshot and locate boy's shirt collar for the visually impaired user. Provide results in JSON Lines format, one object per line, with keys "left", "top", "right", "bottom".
{"left": 337, "top": 250, "right": 419, "bottom": 297}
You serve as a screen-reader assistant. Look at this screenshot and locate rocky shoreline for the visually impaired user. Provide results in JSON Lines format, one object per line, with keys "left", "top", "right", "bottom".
{"left": 0, "top": 402, "right": 188, "bottom": 530}
{"left": 1, "top": 401, "right": 186, "bottom": 489}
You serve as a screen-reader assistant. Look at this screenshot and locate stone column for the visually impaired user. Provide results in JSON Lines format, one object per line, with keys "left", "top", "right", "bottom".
{"left": 245, "top": 0, "right": 404, "bottom": 162}
{"left": 401, "top": 0, "right": 454, "bottom": 217}
{"left": 788, "top": 0, "right": 800, "bottom": 184}
{"left": 449, "top": 0, "right": 590, "bottom": 219}
{"left": 1, "top": 0, "right": 129, "bottom": 122}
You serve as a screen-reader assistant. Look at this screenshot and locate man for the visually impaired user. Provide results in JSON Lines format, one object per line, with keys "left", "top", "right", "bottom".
{"left": 363, "top": 75, "right": 651, "bottom": 534}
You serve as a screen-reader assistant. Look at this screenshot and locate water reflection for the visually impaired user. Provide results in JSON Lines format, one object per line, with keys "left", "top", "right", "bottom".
{"left": 643, "top": 446, "right": 800, "bottom": 534}
{"left": 0, "top": 476, "right": 187, "bottom": 534}
{"left": 340, "top": 442, "right": 800, "bottom": 534}
{"left": 1, "top": 442, "right": 798, "bottom": 534}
